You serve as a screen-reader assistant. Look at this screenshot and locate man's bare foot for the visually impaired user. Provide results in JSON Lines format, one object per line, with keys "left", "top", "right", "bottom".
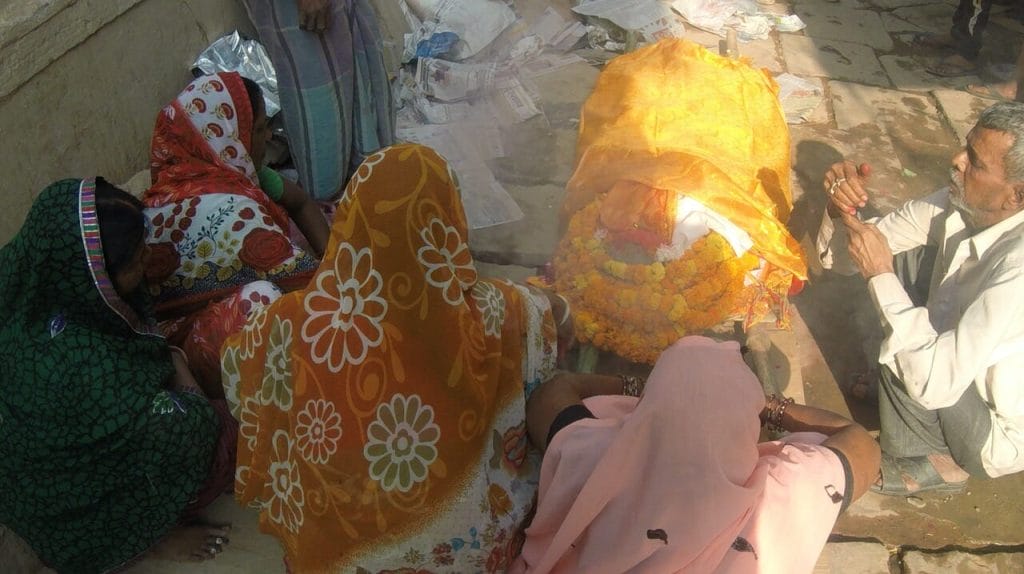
{"left": 966, "top": 81, "right": 1018, "bottom": 102}
{"left": 926, "top": 54, "right": 980, "bottom": 78}
{"left": 910, "top": 32, "right": 956, "bottom": 52}
{"left": 149, "top": 523, "right": 231, "bottom": 562}
{"left": 848, "top": 371, "right": 878, "bottom": 401}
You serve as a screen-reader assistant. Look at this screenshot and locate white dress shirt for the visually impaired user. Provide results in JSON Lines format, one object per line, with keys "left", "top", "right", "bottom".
{"left": 818, "top": 188, "right": 1024, "bottom": 477}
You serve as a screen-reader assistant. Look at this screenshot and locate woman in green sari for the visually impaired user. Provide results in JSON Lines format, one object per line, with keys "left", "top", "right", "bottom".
{"left": 0, "top": 178, "right": 235, "bottom": 572}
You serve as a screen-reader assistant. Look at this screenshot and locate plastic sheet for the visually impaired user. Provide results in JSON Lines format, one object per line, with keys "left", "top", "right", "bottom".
{"left": 193, "top": 31, "right": 281, "bottom": 117}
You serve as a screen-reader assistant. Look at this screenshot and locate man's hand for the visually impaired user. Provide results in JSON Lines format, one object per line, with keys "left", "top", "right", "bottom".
{"left": 824, "top": 160, "right": 871, "bottom": 218}
{"left": 841, "top": 211, "right": 894, "bottom": 278}
{"left": 298, "top": 0, "right": 331, "bottom": 33}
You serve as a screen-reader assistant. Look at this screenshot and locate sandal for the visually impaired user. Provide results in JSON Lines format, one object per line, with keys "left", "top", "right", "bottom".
{"left": 909, "top": 32, "right": 955, "bottom": 52}
{"left": 965, "top": 82, "right": 1017, "bottom": 102}
{"left": 926, "top": 55, "right": 980, "bottom": 78}
{"left": 871, "top": 453, "right": 967, "bottom": 496}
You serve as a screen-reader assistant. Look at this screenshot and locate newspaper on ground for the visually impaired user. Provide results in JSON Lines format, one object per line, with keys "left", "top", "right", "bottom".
{"left": 520, "top": 52, "right": 587, "bottom": 78}
{"left": 672, "top": 0, "right": 803, "bottom": 38}
{"left": 671, "top": 0, "right": 754, "bottom": 37}
{"left": 491, "top": 75, "right": 542, "bottom": 124}
{"left": 416, "top": 58, "right": 499, "bottom": 101}
{"left": 736, "top": 14, "right": 772, "bottom": 41}
{"left": 413, "top": 95, "right": 475, "bottom": 124}
{"left": 771, "top": 14, "right": 805, "bottom": 33}
{"left": 574, "top": 0, "right": 688, "bottom": 42}
{"left": 397, "top": 123, "right": 524, "bottom": 229}
{"left": 405, "top": 0, "right": 516, "bottom": 60}
{"left": 774, "top": 73, "right": 823, "bottom": 124}
{"left": 509, "top": 35, "right": 545, "bottom": 61}
{"left": 530, "top": 7, "right": 588, "bottom": 51}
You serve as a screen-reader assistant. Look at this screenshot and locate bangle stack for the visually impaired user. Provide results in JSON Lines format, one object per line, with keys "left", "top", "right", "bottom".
{"left": 763, "top": 394, "right": 794, "bottom": 432}
{"left": 620, "top": 375, "right": 646, "bottom": 397}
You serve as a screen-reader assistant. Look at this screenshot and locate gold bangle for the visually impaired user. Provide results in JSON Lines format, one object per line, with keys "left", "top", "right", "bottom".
{"left": 620, "top": 375, "right": 646, "bottom": 397}
{"left": 764, "top": 394, "right": 794, "bottom": 432}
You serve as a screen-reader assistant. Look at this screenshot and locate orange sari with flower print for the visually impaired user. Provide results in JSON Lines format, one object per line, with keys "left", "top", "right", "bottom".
{"left": 221, "top": 144, "right": 558, "bottom": 573}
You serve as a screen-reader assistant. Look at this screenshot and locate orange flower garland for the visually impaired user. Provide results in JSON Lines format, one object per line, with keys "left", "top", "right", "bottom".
{"left": 552, "top": 199, "right": 763, "bottom": 364}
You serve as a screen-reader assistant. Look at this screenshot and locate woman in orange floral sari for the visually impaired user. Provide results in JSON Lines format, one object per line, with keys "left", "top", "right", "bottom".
{"left": 221, "top": 144, "right": 566, "bottom": 573}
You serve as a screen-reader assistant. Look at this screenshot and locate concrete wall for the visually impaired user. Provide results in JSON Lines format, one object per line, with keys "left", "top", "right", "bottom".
{"left": 0, "top": 0, "right": 253, "bottom": 245}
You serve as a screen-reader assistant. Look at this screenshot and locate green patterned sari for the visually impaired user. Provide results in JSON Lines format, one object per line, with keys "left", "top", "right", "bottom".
{"left": 0, "top": 179, "right": 218, "bottom": 573}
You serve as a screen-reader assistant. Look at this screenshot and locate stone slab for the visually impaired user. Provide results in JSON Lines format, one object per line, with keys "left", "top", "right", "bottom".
{"left": 0, "top": 0, "right": 252, "bottom": 245}
{"left": 902, "top": 549, "right": 1024, "bottom": 574}
{"left": 788, "top": 123, "right": 945, "bottom": 233}
{"left": 813, "top": 541, "right": 891, "bottom": 574}
{"left": 124, "top": 495, "right": 285, "bottom": 573}
{"left": 781, "top": 35, "right": 891, "bottom": 87}
{"left": 887, "top": 4, "right": 957, "bottom": 37}
{"left": 836, "top": 474, "right": 1024, "bottom": 549}
{"left": 530, "top": 60, "right": 600, "bottom": 109}
{"left": 682, "top": 27, "right": 782, "bottom": 73}
{"left": 868, "top": 0, "right": 938, "bottom": 9}
{"left": 990, "top": 12, "right": 1024, "bottom": 37}
{"left": 469, "top": 183, "right": 565, "bottom": 267}
{"left": 0, "top": 0, "right": 146, "bottom": 99}
{"left": 933, "top": 89, "right": 994, "bottom": 144}
{"left": 491, "top": 124, "right": 578, "bottom": 187}
{"left": 828, "top": 81, "right": 943, "bottom": 133}
{"left": 0, "top": 525, "right": 55, "bottom": 574}
{"left": 827, "top": 82, "right": 958, "bottom": 199}
{"left": 791, "top": 4, "right": 894, "bottom": 52}
{"left": 880, "top": 54, "right": 982, "bottom": 92}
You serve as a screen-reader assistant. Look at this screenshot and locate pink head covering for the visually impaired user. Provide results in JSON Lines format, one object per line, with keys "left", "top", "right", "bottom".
{"left": 515, "top": 336, "right": 770, "bottom": 573}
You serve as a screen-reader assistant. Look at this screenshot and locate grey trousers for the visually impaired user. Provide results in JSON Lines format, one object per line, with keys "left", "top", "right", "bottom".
{"left": 877, "top": 246, "right": 993, "bottom": 477}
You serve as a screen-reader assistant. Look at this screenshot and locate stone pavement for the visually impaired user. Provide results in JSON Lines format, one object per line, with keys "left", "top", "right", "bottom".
{"left": 5, "top": 0, "right": 1023, "bottom": 572}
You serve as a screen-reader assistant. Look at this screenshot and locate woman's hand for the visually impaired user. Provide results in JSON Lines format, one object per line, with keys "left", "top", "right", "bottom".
{"left": 298, "top": 0, "right": 332, "bottom": 33}
{"left": 278, "top": 176, "right": 330, "bottom": 259}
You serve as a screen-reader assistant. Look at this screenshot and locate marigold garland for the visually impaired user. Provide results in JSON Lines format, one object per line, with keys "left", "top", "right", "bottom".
{"left": 552, "top": 199, "right": 786, "bottom": 364}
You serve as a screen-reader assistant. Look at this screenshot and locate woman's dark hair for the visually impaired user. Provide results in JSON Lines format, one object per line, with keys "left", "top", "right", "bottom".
{"left": 241, "top": 77, "right": 264, "bottom": 120}
{"left": 94, "top": 177, "right": 146, "bottom": 277}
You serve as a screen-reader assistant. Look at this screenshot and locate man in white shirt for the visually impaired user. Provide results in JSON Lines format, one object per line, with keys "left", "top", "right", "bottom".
{"left": 817, "top": 101, "right": 1024, "bottom": 495}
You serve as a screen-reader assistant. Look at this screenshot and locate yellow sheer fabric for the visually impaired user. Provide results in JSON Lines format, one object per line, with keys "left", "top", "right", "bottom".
{"left": 552, "top": 40, "right": 807, "bottom": 363}
{"left": 563, "top": 39, "right": 806, "bottom": 278}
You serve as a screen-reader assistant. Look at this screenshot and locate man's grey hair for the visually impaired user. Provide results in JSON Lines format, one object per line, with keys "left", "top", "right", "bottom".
{"left": 976, "top": 101, "right": 1024, "bottom": 182}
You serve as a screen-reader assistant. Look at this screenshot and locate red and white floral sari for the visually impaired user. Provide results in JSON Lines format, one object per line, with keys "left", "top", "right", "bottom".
{"left": 142, "top": 71, "right": 317, "bottom": 389}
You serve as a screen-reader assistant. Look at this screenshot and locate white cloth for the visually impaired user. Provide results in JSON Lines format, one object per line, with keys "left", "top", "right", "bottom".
{"left": 657, "top": 196, "right": 754, "bottom": 262}
{"left": 817, "top": 188, "right": 1024, "bottom": 477}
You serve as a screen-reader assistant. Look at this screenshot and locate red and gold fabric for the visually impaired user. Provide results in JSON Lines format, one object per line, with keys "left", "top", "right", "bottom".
{"left": 221, "top": 144, "right": 558, "bottom": 573}
{"left": 552, "top": 40, "right": 808, "bottom": 363}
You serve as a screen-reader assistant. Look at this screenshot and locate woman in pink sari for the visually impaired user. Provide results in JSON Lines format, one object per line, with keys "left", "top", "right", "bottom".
{"left": 516, "top": 336, "right": 880, "bottom": 573}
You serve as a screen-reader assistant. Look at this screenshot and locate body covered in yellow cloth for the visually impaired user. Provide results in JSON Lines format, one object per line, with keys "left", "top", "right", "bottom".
{"left": 553, "top": 39, "right": 807, "bottom": 363}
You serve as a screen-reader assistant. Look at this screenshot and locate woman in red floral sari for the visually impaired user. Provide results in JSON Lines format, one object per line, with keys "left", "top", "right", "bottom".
{"left": 143, "top": 71, "right": 329, "bottom": 397}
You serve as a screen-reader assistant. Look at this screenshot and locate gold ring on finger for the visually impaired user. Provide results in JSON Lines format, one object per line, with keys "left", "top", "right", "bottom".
{"left": 829, "top": 177, "right": 846, "bottom": 195}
